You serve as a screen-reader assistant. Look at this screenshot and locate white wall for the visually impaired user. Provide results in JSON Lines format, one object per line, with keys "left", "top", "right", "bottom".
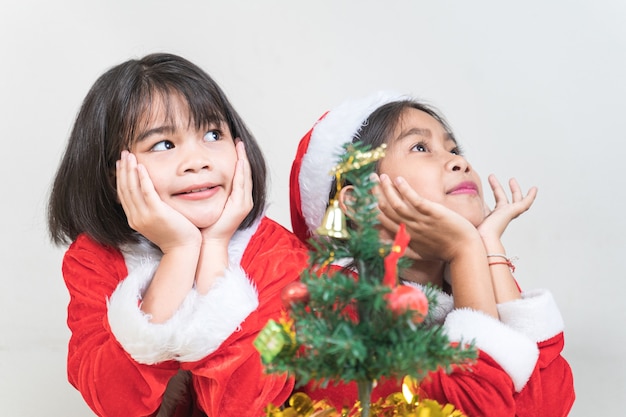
{"left": 1, "top": 0, "right": 624, "bottom": 415}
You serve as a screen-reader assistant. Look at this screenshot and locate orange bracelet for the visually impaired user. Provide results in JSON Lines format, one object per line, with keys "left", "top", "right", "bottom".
{"left": 488, "top": 260, "right": 516, "bottom": 272}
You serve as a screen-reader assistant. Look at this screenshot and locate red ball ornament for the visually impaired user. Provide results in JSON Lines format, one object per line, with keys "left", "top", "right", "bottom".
{"left": 386, "top": 285, "right": 429, "bottom": 324}
{"left": 281, "top": 282, "right": 310, "bottom": 308}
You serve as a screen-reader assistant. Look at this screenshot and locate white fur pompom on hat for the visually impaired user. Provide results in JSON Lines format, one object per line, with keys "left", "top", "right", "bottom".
{"left": 289, "top": 91, "right": 409, "bottom": 243}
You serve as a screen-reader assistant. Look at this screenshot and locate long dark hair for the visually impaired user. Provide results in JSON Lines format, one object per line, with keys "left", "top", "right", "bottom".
{"left": 48, "top": 53, "right": 267, "bottom": 248}
{"left": 329, "top": 99, "right": 455, "bottom": 201}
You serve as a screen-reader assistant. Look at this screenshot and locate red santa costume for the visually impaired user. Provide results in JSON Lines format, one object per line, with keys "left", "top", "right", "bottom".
{"left": 62, "top": 216, "right": 310, "bottom": 417}
{"left": 289, "top": 91, "right": 575, "bottom": 417}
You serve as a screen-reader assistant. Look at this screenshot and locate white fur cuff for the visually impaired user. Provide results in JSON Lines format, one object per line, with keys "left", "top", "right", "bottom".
{"left": 107, "top": 264, "right": 258, "bottom": 364}
{"left": 107, "top": 260, "right": 197, "bottom": 364}
{"left": 444, "top": 308, "right": 539, "bottom": 392}
{"left": 172, "top": 266, "right": 258, "bottom": 362}
{"left": 497, "top": 289, "right": 565, "bottom": 343}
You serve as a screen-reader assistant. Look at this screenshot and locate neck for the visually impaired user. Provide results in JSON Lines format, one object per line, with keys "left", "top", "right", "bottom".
{"left": 401, "top": 259, "right": 446, "bottom": 289}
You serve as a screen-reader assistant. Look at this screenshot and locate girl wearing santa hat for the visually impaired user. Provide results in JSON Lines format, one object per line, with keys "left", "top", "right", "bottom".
{"left": 47, "top": 53, "right": 309, "bottom": 417}
{"left": 289, "top": 91, "right": 574, "bottom": 417}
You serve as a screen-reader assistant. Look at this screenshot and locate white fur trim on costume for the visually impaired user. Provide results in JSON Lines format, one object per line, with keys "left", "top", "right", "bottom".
{"left": 299, "top": 91, "right": 408, "bottom": 235}
{"left": 107, "top": 218, "right": 262, "bottom": 364}
{"left": 172, "top": 265, "right": 258, "bottom": 362}
{"left": 444, "top": 308, "right": 539, "bottom": 392}
{"left": 107, "top": 247, "right": 196, "bottom": 364}
{"left": 401, "top": 281, "right": 454, "bottom": 325}
{"left": 497, "top": 289, "right": 565, "bottom": 343}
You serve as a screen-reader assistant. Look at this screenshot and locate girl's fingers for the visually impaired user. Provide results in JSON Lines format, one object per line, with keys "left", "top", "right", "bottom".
{"left": 392, "top": 176, "right": 423, "bottom": 206}
{"left": 388, "top": 176, "right": 431, "bottom": 217}
{"left": 506, "top": 177, "right": 537, "bottom": 212}
{"left": 117, "top": 151, "right": 160, "bottom": 222}
{"left": 124, "top": 153, "right": 146, "bottom": 205}
{"left": 203, "top": 141, "right": 253, "bottom": 241}
{"left": 238, "top": 141, "right": 253, "bottom": 203}
{"left": 483, "top": 175, "right": 538, "bottom": 228}
{"left": 377, "top": 174, "right": 436, "bottom": 224}
{"left": 520, "top": 186, "right": 538, "bottom": 211}
{"left": 136, "top": 163, "right": 161, "bottom": 206}
{"left": 376, "top": 174, "right": 407, "bottom": 222}
{"left": 488, "top": 174, "right": 508, "bottom": 206}
{"left": 124, "top": 152, "right": 141, "bottom": 194}
{"left": 116, "top": 151, "right": 134, "bottom": 212}
{"left": 230, "top": 141, "right": 253, "bottom": 208}
{"left": 508, "top": 178, "right": 524, "bottom": 203}
{"left": 377, "top": 210, "right": 399, "bottom": 237}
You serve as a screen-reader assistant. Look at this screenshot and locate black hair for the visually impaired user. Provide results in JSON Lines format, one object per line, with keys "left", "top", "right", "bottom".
{"left": 329, "top": 99, "right": 455, "bottom": 201}
{"left": 48, "top": 53, "right": 267, "bottom": 248}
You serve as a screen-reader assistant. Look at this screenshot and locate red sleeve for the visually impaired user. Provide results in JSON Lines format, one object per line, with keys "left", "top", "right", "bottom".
{"left": 183, "top": 218, "right": 310, "bottom": 417}
{"left": 419, "top": 351, "right": 517, "bottom": 417}
{"left": 63, "top": 235, "right": 179, "bottom": 417}
{"left": 513, "top": 333, "right": 575, "bottom": 417}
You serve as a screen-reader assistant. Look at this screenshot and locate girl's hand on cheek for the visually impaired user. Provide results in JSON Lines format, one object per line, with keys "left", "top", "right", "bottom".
{"left": 200, "top": 141, "right": 253, "bottom": 243}
{"left": 374, "top": 174, "right": 480, "bottom": 262}
{"left": 116, "top": 151, "right": 201, "bottom": 252}
{"left": 478, "top": 174, "right": 537, "bottom": 242}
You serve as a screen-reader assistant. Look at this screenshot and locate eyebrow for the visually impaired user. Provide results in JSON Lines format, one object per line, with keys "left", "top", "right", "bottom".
{"left": 396, "top": 127, "right": 457, "bottom": 145}
{"left": 135, "top": 125, "right": 177, "bottom": 143}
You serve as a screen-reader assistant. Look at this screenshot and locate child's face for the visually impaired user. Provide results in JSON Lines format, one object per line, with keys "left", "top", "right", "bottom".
{"left": 129, "top": 94, "right": 238, "bottom": 229}
{"left": 378, "top": 108, "right": 486, "bottom": 227}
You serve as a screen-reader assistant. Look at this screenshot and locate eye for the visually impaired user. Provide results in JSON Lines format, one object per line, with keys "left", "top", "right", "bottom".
{"left": 450, "top": 145, "right": 464, "bottom": 156}
{"left": 203, "top": 130, "right": 221, "bottom": 142}
{"left": 151, "top": 140, "right": 175, "bottom": 152}
{"left": 411, "top": 142, "right": 428, "bottom": 152}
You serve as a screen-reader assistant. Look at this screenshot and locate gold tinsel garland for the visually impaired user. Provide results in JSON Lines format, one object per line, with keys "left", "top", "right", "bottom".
{"left": 265, "top": 388, "right": 466, "bottom": 417}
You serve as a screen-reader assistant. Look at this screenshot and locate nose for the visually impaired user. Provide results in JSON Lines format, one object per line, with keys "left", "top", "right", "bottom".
{"left": 179, "top": 142, "right": 211, "bottom": 174}
{"left": 446, "top": 154, "right": 471, "bottom": 173}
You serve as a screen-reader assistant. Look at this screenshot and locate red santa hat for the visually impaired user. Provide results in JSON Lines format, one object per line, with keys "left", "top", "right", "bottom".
{"left": 289, "top": 91, "right": 409, "bottom": 242}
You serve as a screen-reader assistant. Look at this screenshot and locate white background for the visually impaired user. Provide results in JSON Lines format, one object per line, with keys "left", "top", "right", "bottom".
{"left": 1, "top": 0, "right": 624, "bottom": 415}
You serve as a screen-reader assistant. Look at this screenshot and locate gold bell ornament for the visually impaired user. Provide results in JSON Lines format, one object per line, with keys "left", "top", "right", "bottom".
{"left": 315, "top": 144, "right": 387, "bottom": 240}
{"left": 316, "top": 198, "right": 350, "bottom": 239}
{"left": 316, "top": 169, "right": 349, "bottom": 239}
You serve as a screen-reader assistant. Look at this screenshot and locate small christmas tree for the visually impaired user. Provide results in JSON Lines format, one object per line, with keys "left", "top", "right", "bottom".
{"left": 255, "top": 142, "right": 476, "bottom": 416}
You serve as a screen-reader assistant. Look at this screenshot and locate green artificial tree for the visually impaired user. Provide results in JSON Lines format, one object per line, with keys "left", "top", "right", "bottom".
{"left": 255, "top": 142, "right": 476, "bottom": 417}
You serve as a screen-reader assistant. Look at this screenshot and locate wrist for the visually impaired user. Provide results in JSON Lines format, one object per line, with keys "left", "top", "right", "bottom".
{"left": 196, "top": 241, "right": 229, "bottom": 294}
{"left": 448, "top": 234, "right": 485, "bottom": 263}
{"left": 487, "top": 253, "right": 517, "bottom": 273}
{"left": 201, "top": 236, "right": 230, "bottom": 252}
{"left": 160, "top": 239, "right": 202, "bottom": 256}
{"left": 480, "top": 234, "right": 505, "bottom": 251}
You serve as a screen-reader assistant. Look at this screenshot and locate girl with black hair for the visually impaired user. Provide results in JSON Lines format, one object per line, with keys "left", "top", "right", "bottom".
{"left": 48, "top": 53, "right": 309, "bottom": 417}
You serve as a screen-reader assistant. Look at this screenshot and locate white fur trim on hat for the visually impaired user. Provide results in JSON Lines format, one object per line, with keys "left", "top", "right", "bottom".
{"left": 298, "top": 91, "right": 408, "bottom": 236}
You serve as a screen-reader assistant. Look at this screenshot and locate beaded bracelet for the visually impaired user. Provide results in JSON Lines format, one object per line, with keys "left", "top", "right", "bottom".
{"left": 487, "top": 254, "right": 516, "bottom": 272}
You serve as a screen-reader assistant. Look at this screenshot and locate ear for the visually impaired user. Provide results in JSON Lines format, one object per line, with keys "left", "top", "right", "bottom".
{"left": 337, "top": 185, "right": 356, "bottom": 219}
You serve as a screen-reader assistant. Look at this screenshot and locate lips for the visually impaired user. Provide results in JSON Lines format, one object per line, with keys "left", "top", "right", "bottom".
{"left": 173, "top": 183, "right": 218, "bottom": 197}
{"left": 447, "top": 181, "right": 478, "bottom": 195}
{"left": 179, "top": 187, "right": 211, "bottom": 195}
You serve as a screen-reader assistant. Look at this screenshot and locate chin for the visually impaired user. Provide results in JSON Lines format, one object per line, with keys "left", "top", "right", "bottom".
{"left": 449, "top": 204, "right": 484, "bottom": 227}
{"left": 470, "top": 217, "right": 483, "bottom": 227}
{"left": 463, "top": 207, "right": 485, "bottom": 226}
{"left": 184, "top": 213, "right": 219, "bottom": 229}
{"left": 194, "top": 219, "right": 220, "bottom": 229}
